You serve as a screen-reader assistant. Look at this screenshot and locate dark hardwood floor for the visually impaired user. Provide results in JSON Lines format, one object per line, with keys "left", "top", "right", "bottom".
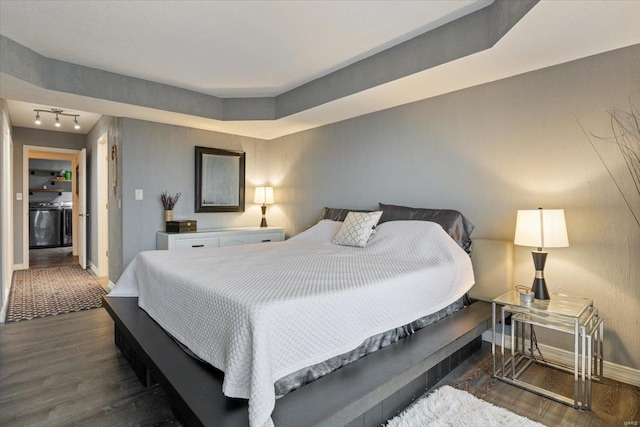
{"left": 26, "top": 247, "right": 109, "bottom": 289}
{"left": 1, "top": 307, "right": 637, "bottom": 426}
{"left": 29, "top": 247, "right": 78, "bottom": 269}
{"left": 0, "top": 308, "right": 179, "bottom": 426}
{"left": 438, "top": 343, "right": 639, "bottom": 427}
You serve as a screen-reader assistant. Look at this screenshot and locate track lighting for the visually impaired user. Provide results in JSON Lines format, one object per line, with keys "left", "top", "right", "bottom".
{"left": 33, "top": 108, "right": 81, "bottom": 131}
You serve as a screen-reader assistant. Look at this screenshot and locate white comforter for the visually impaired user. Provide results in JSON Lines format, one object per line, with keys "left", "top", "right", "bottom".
{"left": 109, "top": 220, "right": 475, "bottom": 427}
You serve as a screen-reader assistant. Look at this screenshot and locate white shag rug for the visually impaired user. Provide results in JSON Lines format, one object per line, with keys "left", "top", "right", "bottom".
{"left": 386, "top": 385, "right": 547, "bottom": 427}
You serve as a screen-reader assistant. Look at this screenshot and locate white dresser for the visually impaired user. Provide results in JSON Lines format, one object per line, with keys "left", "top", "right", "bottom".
{"left": 156, "top": 226, "right": 285, "bottom": 250}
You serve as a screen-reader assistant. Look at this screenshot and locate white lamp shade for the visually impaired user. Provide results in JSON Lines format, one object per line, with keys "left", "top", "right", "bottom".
{"left": 254, "top": 186, "right": 274, "bottom": 205}
{"left": 514, "top": 209, "right": 569, "bottom": 248}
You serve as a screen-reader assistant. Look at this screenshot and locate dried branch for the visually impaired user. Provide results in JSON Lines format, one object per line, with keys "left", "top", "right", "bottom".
{"left": 580, "top": 94, "right": 640, "bottom": 229}
{"left": 161, "top": 191, "right": 181, "bottom": 210}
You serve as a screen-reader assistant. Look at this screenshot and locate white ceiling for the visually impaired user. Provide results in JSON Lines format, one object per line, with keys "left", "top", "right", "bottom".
{"left": 0, "top": 0, "right": 489, "bottom": 97}
{"left": 1, "top": 1, "right": 639, "bottom": 139}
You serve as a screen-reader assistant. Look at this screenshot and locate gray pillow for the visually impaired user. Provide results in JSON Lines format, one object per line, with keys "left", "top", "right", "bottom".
{"left": 378, "top": 203, "right": 474, "bottom": 254}
{"left": 320, "top": 207, "right": 372, "bottom": 222}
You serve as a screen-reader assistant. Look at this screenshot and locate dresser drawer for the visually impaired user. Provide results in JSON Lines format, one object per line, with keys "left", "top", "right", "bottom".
{"left": 220, "top": 235, "right": 251, "bottom": 246}
{"left": 250, "top": 232, "right": 284, "bottom": 244}
{"left": 157, "top": 227, "right": 285, "bottom": 250}
{"left": 175, "top": 237, "right": 220, "bottom": 250}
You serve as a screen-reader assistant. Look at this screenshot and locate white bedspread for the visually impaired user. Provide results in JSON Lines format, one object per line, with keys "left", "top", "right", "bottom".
{"left": 109, "top": 220, "right": 475, "bottom": 427}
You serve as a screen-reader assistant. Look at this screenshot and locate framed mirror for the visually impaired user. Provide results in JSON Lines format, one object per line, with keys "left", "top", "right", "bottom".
{"left": 195, "top": 146, "right": 245, "bottom": 212}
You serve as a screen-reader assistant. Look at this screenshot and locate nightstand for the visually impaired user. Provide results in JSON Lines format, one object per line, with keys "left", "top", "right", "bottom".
{"left": 491, "top": 290, "right": 603, "bottom": 409}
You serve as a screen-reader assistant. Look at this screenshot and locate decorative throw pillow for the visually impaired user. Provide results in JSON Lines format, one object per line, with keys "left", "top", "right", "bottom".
{"left": 332, "top": 211, "right": 383, "bottom": 248}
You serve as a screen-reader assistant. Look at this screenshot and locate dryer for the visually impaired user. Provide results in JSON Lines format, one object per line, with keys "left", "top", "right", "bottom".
{"left": 29, "top": 202, "right": 62, "bottom": 248}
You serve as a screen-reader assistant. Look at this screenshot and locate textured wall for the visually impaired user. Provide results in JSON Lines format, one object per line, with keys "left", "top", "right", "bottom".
{"left": 118, "top": 119, "right": 268, "bottom": 279}
{"left": 11, "top": 127, "right": 86, "bottom": 266}
{"left": 266, "top": 45, "right": 640, "bottom": 370}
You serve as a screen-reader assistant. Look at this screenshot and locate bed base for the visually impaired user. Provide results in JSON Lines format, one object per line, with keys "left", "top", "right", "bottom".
{"left": 103, "top": 296, "right": 491, "bottom": 427}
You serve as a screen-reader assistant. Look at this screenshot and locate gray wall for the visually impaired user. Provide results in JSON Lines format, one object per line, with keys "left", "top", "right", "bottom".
{"left": 27, "top": 159, "right": 72, "bottom": 203}
{"left": 85, "top": 115, "right": 121, "bottom": 282}
{"left": 11, "top": 127, "right": 86, "bottom": 266}
{"left": 118, "top": 119, "right": 268, "bottom": 280}
{"left": 266, "top": 45, "right": 640, "bottom": 370}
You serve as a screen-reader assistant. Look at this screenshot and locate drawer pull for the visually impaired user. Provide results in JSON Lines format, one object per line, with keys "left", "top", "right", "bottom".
{"left": 261, "top": 239, "right": 271, "bottom": 242}
{"left": 192, "top": 244, "right": 205, "bottom": 248}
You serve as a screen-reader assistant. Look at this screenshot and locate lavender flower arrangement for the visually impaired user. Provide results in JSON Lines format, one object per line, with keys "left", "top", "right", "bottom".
{"left": 161, "top": 191, "right": 181, "bottom": 210}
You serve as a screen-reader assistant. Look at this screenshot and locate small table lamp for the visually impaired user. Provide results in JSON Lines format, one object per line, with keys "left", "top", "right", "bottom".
{"left": 254, "top": 186, "right": 274, "bottom": 227}
{"left": 514, "top": 208, "right": 569, "bottom": 300}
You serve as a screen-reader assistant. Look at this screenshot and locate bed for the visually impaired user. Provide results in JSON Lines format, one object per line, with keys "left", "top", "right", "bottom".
{"left": 108, "top": 205, "right": 480, "bottom": 427}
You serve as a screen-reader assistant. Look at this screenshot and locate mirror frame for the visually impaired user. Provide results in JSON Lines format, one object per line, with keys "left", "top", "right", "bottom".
{"left": 195, "top": 146, "right": 245, "bottom": 213}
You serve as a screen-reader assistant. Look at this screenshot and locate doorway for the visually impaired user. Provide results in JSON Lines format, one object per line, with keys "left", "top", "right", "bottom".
{"left": 27, "top": 157, "right": 75, "bottom": 268}
{"left": 22, "top": 146, "right": 87, "bottom": 270}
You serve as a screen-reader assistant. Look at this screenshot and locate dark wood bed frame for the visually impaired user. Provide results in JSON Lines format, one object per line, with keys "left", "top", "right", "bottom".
{"left": 103, "top": 296, "right": 491, "bottom": 427}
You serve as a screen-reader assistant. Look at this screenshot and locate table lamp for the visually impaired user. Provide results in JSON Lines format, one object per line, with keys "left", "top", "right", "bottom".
{"left": 254, "top": 186, "right": 274, "bottom": 227}
{"left": 514, "top": 208, "right": 569, "bottom": 300}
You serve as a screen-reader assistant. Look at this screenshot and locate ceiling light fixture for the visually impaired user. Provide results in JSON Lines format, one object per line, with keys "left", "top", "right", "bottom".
{"left": 33, "top": 108, "right": 81, "bottom": 131}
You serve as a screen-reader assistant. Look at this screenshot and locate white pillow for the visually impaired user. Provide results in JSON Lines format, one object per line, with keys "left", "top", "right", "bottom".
{"left": 332, "top": 211, "right": 383, "bottom": 248}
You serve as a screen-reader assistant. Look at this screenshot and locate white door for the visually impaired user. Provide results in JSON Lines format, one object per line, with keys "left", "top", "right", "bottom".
{"left": 78, "top": 148, "right": 87, "bottom": 269}
{"left": 1, "top": 126, "right": 13, "bottom": 312}
{"left": 97, "top": 134, "right": 109, "bottom": 277}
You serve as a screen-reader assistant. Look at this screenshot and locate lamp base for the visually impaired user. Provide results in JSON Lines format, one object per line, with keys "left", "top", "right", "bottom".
{"left": 531, "top": 251, "right": 550, "bottom": 300}
{"left": 531, "top": 277, "right": 550, "bottom": 300}
{"left": 260, "top": 205, "right": 268, "bottom": 228}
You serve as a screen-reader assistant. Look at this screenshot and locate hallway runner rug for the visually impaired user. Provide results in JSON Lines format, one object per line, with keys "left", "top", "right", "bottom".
{"left": 6, "top": 265, "right": 106, "bottom": 322}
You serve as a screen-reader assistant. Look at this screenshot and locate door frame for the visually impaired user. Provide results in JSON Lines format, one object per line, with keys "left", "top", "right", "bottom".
{"left": 21, "top": 145, "right": 85, "bottom": 269}
{"left": 96, "top": 132, "right": 109, "bottom": 277}
{"left": 1, "top": 123, "right": 13, "bottom": 321}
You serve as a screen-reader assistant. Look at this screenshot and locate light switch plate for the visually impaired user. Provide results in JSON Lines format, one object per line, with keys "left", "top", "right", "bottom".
{"left": 16, "top": 193, "right": 22, "bottom": 201}
{"left": 135, "top": 189, "right": 143, "bottom": 200}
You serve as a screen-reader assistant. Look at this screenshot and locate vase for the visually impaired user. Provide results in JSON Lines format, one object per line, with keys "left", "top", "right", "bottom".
{"left": 164, "top": 209, "right": 174, "bottom": 222}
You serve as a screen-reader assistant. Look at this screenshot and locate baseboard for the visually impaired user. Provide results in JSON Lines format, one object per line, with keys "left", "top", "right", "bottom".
{"left": 12, "top": 263, "right": 26, "bottom": 270}
{"left": 88, "top": 261, "right": 99, "bottom": 277}
{"left": 482, "top": 330, "right": 640, "bottom": 387}
{"left": 1, "top": 271, "right": 15, "bottom": 323}
{"left": 0, "top": 300, "right": 7, "bottom": 323}
{"left": 88, "top": 261, "right": 114, "bottom": 292}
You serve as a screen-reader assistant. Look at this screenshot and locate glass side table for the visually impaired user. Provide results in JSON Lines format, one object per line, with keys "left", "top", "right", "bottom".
{"left": 491, "top": 290, "right": 604, "bottom": 409}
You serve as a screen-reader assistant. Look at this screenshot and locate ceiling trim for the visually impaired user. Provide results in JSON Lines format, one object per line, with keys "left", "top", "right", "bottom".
{"left": 274, "top": 0, "right": 536, "bottom": 118}
{"left": 0, "top": 0, "right": 536, "bottom": 124}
